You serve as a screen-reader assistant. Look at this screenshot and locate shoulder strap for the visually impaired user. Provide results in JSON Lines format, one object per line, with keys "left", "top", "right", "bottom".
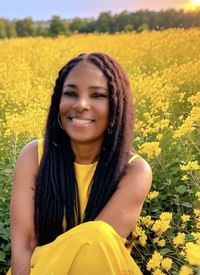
{"left": 37, "top": 139, "right": 44, "bottom": 165}
{"left": 128, "top": 153, "right": 140, "bottom": 164}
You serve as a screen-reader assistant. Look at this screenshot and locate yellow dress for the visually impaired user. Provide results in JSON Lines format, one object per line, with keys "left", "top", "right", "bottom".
{"left": 7, "top": 140, "right": 143, "bottom": 275}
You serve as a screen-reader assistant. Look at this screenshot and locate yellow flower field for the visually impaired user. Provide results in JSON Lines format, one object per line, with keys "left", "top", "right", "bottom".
{"left": 0, "top": 29, "right": 199, "bottom": 274}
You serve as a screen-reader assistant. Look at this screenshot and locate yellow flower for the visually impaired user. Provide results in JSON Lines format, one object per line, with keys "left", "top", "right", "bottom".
{"left": 156, "top": 134, "right": 163, "bottom": 141}
{"left": 173, "top": 106, "right": 200, "bottom": 139}
{"left": 160, "top": 212, "right": 172, "bottom": 221}
{"left": 180, "top": 250, "right": 185, "bottom": 257}
{"left": 180, "top": 160, "right": 200, "bottom": 171}
{"left": 152, "top": 220, "right": 171, "bottom": 236}
{"left": 134, "top": 136, "right": 141, "bottom": 141}
{"left": 161, "top": 257, "right": 172, "bottom": 271}
{"left": 192, "top": 232, "right": 200, "bottom": 246}
{"left": 147, "top": 251, "right": 163, "bottom": 271}
{"left": 152, "top": 269, "right": 165, "bottom": 275}
{"left": 132, "top": 224, "right": 143, "bottom": 237}
{"left": 181, "top": 214, "right": 190, "bottom": 222}
{"left": 173, "top": 233, "right": 185, "bottom": 247}
{"left": 139, "top": 232, "right": 147, "bottom": 247}
{"left": 132, "top": 224, "right": 148, "bottom": 246}
{"left": 179, "top": 265, "right": 193, "bottom": 275}
{"left": 194, "top": 209, "right": 200, "bottom": 218}
{"left": 188, "top": 91, "right": 200, "bottom": 106}
{"left": 185, "top": 242, "right": 200, "bottom": 265}
{"left": 157, "top": 239, "right": 166, "bottom": 247}
{"left": 196, "top": 192, "right": 200, "bottom": 201}
{"left": 153, "top": 237, "right": 159, "bottom": 244}
{"left": 139, "top": 216, "right": 154, "bottom": 227}
{"left": 179, "top": 115, "right": 183, "bottom": 121}
{"left": 138, "top": 141, "right": 161, "bottom": 160}
{"left": 181, "top": 174, "right": 188, "bottom": 181}
{"left": 147, "top": 191, "right": 159, "bottom": 200}
{"left": 152, "top": 237, "right": 166, "bottom": 247}
{"left": 178, "top": 92, "right": 185, "bottom": 103}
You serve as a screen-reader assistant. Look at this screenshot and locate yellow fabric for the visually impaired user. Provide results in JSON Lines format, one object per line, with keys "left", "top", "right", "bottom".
{"left": 38, "top": 139, "right": 140, "bottom": 236}
{"left": 38, "top": 139, "right": 140, "bottom": 252}
{"left": 7, "top": 221, "right": 142, "bottom": 275}
{"left": 6, "top": 140, "right": 143, "bottom": 275}
{"left": 128, "top": 153, "right": 140, "bottom": 164}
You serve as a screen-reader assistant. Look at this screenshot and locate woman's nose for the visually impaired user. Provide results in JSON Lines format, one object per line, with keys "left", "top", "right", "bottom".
{"left": 73, "top": 97, "right": 90, "bottom": 112}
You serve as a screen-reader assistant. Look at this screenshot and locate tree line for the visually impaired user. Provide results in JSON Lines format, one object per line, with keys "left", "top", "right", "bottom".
{"left": 1, "top": 9, "right": 200, "bottom": 38}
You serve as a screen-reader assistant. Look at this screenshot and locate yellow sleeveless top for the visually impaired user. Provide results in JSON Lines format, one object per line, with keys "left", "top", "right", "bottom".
{"left": 37, "top": 139, "right": 140, "bottom": 250}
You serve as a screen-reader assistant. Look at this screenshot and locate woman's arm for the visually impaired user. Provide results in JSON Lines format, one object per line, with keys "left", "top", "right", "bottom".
{"left": 10, "top": 140, "right": 38, "bottom": 275}
{"left": 11, "top": 249, "right": 32, "bottom": 275}
{"left": 95, "top": 157, "right": 152, "bottom": 238}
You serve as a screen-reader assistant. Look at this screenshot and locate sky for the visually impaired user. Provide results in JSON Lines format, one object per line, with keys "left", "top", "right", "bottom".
{"left": 0, "top": 0, "right": 191, "bottom": 20}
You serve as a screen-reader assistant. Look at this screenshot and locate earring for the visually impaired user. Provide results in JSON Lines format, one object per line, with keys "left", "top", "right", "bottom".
{"left": 58, "top": 113, "right": 65, "bottom": 130}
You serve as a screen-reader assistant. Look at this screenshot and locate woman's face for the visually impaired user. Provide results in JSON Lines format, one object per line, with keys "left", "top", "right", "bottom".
{"left": 59, "top": 61, "right": 109, "bottom": 145}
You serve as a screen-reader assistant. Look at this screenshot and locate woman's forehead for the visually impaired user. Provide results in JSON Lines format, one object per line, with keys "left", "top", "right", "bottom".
{"left": 63, "top": 61, "right": 108, "bottom": 88}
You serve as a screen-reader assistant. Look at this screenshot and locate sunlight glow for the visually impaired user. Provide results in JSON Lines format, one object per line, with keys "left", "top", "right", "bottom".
{"left": 185, "top": 0, "right": 200, "bottom": 10}
{"left": 192, "top": 0, "right": 200, "bottom": 4}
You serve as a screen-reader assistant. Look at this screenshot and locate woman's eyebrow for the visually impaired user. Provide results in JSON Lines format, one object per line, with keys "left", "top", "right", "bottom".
{"left": 89, "top": 85, "right": 108, "bottom": 91}
{"left": 63, "top": 84, "right": 76, "bottom": 89}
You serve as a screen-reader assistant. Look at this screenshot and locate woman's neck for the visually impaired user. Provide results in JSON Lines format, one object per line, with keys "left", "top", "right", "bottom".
{"left": 70, "top": 140, "right": 102, "bottom": 164}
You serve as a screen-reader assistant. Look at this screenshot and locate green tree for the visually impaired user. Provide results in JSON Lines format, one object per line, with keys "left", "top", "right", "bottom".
{"left": 36, "top": 26, "right": 49, "bottom": 37}
{"left": 0, "top": 19, "right": 6, "bottom": 38}
{"left": 49, "top": 16, "right": 66, "bottom": 37}
{"left": 96, "top": 12, "right": 113, "bottom": 33}
{"left": 16, "top": 17, "right": 36, "bottom": 37}
{"left": 137, "top": 22, "right": 149, "bottom": 33}
{"left": 113, "top": 10, "right": 131, "bottom": 32}
{"left": 70, "top": 17, "right": 90, "bottom": 33}
{"left": 123, "top": 23, "right": 134, "bottom": 32}
{"left": 5, "top": 21, "right": 16, "bottom": 38}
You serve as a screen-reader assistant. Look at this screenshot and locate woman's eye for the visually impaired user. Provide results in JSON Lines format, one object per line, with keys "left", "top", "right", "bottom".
{"left": 92, "top": 92, "right": 107, "bottom": 98}
{"left": 63, "top": 91, "right": 77, "bottom": 96}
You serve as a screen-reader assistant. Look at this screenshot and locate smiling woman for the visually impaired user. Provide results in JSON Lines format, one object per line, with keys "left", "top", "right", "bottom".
{"left": 6, "top": 52, "right": 152, "bottom": 275}
{"left": 59, "top": 62, "right": 109, "bottom": 160}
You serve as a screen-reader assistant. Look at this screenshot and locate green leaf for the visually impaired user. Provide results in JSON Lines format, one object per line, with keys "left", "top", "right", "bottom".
{"left": 160, "top": 248, "right": 172, "bottom": 255}
{"left": 3, "top": 243, "right": 11, "bottom": 252}
{"left": 182, "top": 202, "right": 193, "bottom": 208}
{"left": 185, "top": 234, "right": 194, "bottom": 241}
{"left": 0, "top": 251, "right": 5, "bottom": 261}
{"left": 176, "top": 185, "right": 187, "bottom": 194}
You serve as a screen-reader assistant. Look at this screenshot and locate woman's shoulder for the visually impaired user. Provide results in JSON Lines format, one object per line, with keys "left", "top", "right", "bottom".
{"left": 16, "top": 139, "right": 39, "bottom": 172}
{"left": 128, "top": 147, "right": 150, "bottom": 163}
{"left": 19, "top": 139, "right": 38, "bottom": 157}
{"left": 128, "top": 148, "right": 152, "bottom": 182}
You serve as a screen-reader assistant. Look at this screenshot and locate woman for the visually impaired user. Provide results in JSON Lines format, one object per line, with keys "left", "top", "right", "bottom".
{"left": 7, "top": 52, "right": 152, "bottom": 274}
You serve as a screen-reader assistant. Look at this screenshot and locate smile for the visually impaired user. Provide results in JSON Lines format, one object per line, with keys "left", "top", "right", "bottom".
{"left": 69, "top": 117, "right": 95, "bottom": 127}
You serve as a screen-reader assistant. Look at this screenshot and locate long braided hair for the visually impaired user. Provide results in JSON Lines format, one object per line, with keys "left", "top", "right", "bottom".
{"left": 34, "top": 52, "right": 135, "bottom": 245}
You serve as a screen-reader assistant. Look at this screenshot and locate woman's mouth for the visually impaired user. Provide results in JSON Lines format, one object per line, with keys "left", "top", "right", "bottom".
{"left": 69, "top": 117, "right": 95, "bottom": 127}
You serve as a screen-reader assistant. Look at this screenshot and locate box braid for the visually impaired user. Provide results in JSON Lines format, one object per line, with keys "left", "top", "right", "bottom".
{"left": 34, "top": 52, "right": 135, "bottom": 245}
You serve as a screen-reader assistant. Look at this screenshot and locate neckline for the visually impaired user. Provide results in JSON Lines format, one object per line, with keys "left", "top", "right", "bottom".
{"left": 74, "top": 161, "right": 98, "bottom": 167}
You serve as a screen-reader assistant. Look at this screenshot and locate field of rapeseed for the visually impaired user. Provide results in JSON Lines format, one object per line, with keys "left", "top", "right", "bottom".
{"left": 0, "top": 28, "right": 200, "bottom": 274}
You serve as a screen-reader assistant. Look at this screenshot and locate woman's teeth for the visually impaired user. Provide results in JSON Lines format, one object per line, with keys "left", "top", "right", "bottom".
{"left": 71, "top": 118, "right": 94, "bottom": 125}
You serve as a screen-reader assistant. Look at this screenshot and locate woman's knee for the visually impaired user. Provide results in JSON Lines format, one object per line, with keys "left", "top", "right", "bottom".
{"left": 78, "top": 220, "right": 117, "bottom": 242}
